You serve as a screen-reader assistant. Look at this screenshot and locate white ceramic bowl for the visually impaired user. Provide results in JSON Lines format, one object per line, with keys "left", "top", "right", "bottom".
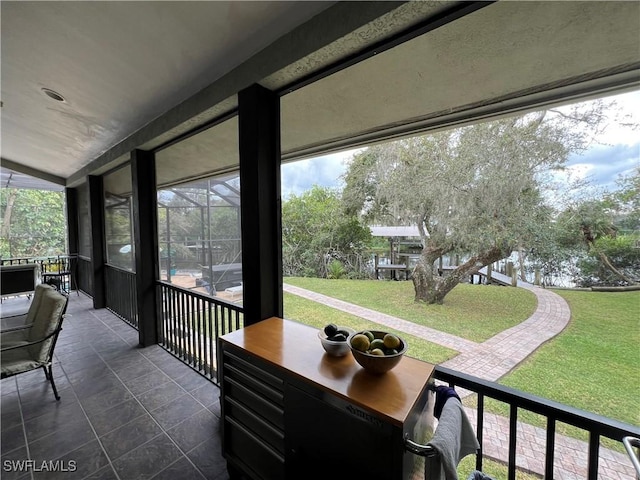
{"left": 318, "top": 326, "right": 356, "bottom": 356}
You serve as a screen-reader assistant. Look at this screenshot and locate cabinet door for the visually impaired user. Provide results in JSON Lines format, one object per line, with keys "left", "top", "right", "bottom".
{"left": 285, "top": 384, "right": 398, "bottom": 480}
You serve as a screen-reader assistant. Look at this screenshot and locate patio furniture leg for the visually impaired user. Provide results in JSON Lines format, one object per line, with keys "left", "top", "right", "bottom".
{"left": 42, "top": 365, "right": 50, "bottom": 380}
{"left": 46, "top": 365, "right": 60, "bottom": 401}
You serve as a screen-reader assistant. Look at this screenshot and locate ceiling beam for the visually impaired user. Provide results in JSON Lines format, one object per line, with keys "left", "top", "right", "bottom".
{"left": 277, "top": 1, "right": 493, "bottom": 95}
{"left": 1, "top": 157, "right": 66, "bottom": 186}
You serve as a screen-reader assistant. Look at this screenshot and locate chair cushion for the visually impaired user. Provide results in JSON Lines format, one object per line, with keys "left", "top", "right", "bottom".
{"left": 26, "top": 287, "right": 67, "bottom": 363}
{"left": 0, "top": 347, "right": 42, "bottom": 377}
{"left": 25, "top": 283, "right": 53, "bottom": 325}
{"left": 0, "top": 329, "right": 29, "bottom": 347}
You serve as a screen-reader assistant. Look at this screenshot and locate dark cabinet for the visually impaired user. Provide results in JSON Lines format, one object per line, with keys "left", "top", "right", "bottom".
{"left": 0, "top": 264, "right": 39, "bottom": 297}
{"left": 220, "top": 349, "right": 285, "bottom": 479}
{"left": 218, "top": 317, "right": 434, "bottom": 480}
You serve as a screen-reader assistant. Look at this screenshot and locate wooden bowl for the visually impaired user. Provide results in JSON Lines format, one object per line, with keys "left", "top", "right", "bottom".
{"left": 348, "top": 330, "right": 407, "bottom": 374}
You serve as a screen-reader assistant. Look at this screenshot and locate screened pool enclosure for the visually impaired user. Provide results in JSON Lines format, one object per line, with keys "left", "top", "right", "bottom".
{"left": 104, "top": 170, "right": 243, "bottom": 300}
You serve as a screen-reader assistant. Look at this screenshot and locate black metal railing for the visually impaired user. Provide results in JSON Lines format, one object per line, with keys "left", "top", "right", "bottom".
{"left": 434, "top": 365, "right": 640, "bottom": 480}
{"left": 76, "top": 255, "right": 93, "bottom": 295}
{"left": 105, "top": 265, "right": 138, "bottom": 328}
{"left": 0, "top": 254, "right": 77, "bottom": 293}
{"left": 0, "top": 256, "right": 46, "bottom": 267}
{"left": 158, "top": 281, "right": 243, "bottom": 382}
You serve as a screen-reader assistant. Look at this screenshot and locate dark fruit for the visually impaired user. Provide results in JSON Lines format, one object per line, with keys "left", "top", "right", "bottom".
{"left": 324, "top": 324, "right": 338, "bottom": 337}
{"left": 329, "top": 333, "right": 346, "bottom": 342}
{"left": 337, "top": 329, "right": 350, "bottom": 337}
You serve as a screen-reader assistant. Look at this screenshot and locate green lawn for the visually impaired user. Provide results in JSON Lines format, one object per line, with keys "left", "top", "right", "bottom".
{"left": 496, "top": 289, "right": 640, "bottom": 426}
{"left": 284, "top": 277, "right": 537, "bottom": 342}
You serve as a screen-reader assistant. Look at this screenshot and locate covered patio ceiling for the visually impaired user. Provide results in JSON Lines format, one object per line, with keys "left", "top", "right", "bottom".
{"left": 1, "top": 1, "right": 639, "bottom": 190}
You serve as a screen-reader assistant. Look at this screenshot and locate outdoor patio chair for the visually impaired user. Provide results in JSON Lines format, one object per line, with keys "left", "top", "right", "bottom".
{"left": 0, "top": 284, "right": 69, "bottom": 400}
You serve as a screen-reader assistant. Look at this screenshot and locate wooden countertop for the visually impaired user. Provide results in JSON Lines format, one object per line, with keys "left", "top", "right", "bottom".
{"left": 220, "top": 317, "right": 435, "bottom": 427}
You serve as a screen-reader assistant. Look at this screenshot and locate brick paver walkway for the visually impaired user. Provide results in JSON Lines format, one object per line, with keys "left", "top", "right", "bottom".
{"left": 441, "top": 284, "right": 571, "bottom": 384}
{"left": 283, "top": 283, "right": 478, "bottom": 352}
{"left": 283, "top": 282, "right": 636, "bottom": 479}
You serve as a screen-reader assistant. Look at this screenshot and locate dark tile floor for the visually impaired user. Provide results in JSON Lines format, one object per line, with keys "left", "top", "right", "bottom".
{"left": 1, "top": 293, "right": 229, "bottom": 480}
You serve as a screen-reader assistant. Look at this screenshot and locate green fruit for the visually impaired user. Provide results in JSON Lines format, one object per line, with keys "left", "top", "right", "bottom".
{"left": 362, "top": 331, "right": 374, "bottom": 342}
{"left": 386, "top": 349, "right": 399, "bottom": 355}
{"left": 351, "top": 334, "right": 370, "bottom": 352}
{"left": 383, "top": 333, "right": 401, "bottom": 350}
{"left": 370, "top": 348, "right": 385, "bottom": 356}
{"left": 370, "top": 339, "right": 385, "bottom": 351}
{"left": 324, "top": 324, "right": 338, "bottom": 337}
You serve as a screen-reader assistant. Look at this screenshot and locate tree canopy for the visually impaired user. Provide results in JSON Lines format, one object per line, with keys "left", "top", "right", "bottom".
{"left": 342, "top": 102, "right": 612, "bottom": 303}
{"left": 1, "top": 188, "right": 66, "bottom": 258}
{"left": 281, "top": 186, "right": 371, "bottom": 278}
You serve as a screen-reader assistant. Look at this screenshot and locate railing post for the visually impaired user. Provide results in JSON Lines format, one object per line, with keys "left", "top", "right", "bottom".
{"left": 476, "top": 394, "right": 484, "bottom": 472}
{"left": 588, "top": 433, "right": 600, "bottom": 480}
{"left": 508, "top": 404, "right": 517, "bottom": 480}
{"left": 545, "top": 417, "right": 556, "bottom": 479}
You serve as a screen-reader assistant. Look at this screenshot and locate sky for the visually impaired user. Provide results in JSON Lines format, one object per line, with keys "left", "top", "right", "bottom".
{"left": 281, "top": 90, "right": 640, "bottom": 199}
{"left": 563, "top": 90, "right": 640, "bottom": 192}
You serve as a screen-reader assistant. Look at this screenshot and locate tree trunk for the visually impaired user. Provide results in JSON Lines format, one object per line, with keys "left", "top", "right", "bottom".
{"left": 1, "top": 189, "right": 17, "bottom": 239}
{"left": 517, "top": 247, "right": 528, "bottom": 282}
{"left": 412, "top": 250, "right": 449, "bottom": 304}
{"left": 413, "top": 245, "right": 509, "bottom": 304}
{"left": 581, "top": 225, "right": 637, "bottom": 285}
{"left": 596, "top": 250, "right": 638, "bottom": 285}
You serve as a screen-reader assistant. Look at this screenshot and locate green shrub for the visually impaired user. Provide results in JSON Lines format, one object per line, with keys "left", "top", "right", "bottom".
{"left": 327, "top": 259, "right": 346, "bottom": 279}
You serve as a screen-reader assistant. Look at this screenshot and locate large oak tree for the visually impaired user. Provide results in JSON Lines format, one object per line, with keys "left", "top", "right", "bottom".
{"left": 343, "top": 102, "right": 609, "bottom": 304}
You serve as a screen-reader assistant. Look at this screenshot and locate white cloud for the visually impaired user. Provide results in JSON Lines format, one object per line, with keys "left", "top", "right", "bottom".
{"left": 564, "top": 163, "right": 593, "bottom": 181}
{"left": 596, "top": 90, "right": 640, "bottom": 146}
{"left": 566, "top": 141, "right": 640, "bottom": 192}
{"left": 281, "top": 148, "right": 362, "bottom": 198}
